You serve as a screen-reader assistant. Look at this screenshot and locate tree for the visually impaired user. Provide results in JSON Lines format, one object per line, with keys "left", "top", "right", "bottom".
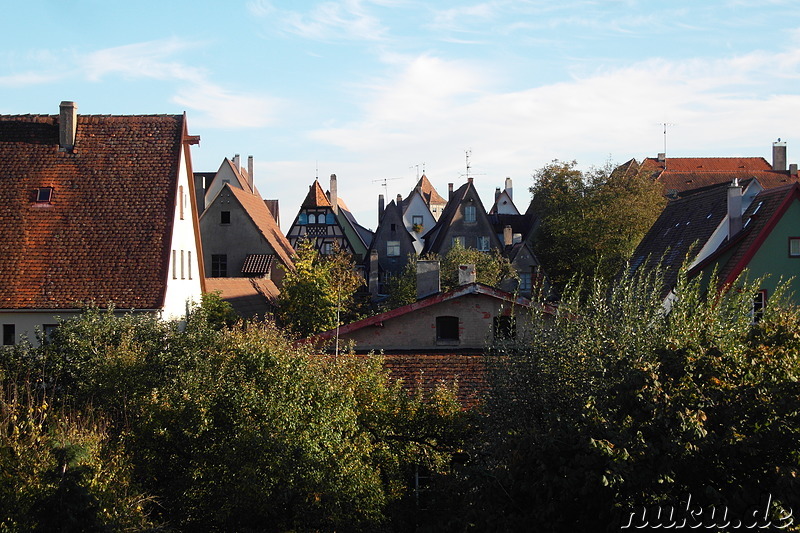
{"left": 434, "top": 267, "right": 800, "bottom": 531}
{"left": 277, "top": 239, "right": 365, "bottom": 337}
{"left": 531, "top": 159, "right": 664, "bottom": 291}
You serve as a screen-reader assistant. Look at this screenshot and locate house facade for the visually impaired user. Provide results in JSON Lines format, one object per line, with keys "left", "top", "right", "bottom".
{"left": 0, "top": 101, "right": 204, "bottom": 345}
{"left": 367, "top": 199, "right": 417, "bottom": 294}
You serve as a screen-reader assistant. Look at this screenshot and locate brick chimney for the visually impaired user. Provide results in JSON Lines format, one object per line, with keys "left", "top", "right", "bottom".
{"left": 59, "top": 101, "right": 77, "bottom": 152}
{"left": 773, "top": 140, "right": 787, "bottom": 171}
{"left": 329, "top": 174, "right": 338, "bottom": 215}
{"left": 503, "top": 225, "right": 513, "bottom": 246}
{"left": 458, "top": 264, "right": 476, "bottom": 285}
{"left": 728, "top": 178, "right": 743, "bottom": 237}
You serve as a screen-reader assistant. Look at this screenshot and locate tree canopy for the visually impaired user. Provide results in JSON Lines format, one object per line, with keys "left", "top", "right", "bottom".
{"left": 530, "top": 159, "right": 665, "bottom": 290}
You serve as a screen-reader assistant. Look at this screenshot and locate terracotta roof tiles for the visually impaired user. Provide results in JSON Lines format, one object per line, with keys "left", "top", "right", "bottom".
{"left": 0, "top": 112, "right": 186, "bottom": 310}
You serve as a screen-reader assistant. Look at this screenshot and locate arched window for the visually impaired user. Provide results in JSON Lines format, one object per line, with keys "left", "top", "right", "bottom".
{"left": 298, "top": 213, "right": 308, "bottom": 225}
{"left": 308, "top": 213, "right": 317, "bottom": 224}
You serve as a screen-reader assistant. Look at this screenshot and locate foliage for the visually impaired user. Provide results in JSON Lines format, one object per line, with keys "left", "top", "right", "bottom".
{"left": 277, "top": 239, "right": 365, "bottom": 337}
{"left": 1, "top": 299, "right": 466, "bottom": 530}
{"left": 436, "top": 267, "right": 800, "bottom": 531}
{"left": 383, "top": 254, "right": 419, "bottom": 309}
{"left": 199, "top": 290, "right": 240, "bottom": 329}
{"left": 530, "top": 159, "right": 665, "bottom": 291}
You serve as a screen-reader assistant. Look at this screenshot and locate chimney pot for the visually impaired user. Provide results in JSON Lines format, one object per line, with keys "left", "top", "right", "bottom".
{"left": 247, "top": 155, "right": 254, "bottom": 193}
{"left": 396, "top": 193, "right": 402, "bottom": 205}
{"left": 58, "top": 101, "right": 77, "bottom": 151}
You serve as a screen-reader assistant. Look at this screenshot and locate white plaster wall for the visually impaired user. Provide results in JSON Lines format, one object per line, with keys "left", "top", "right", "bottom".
{"left": 402, "top": 193, "right": 435, "bottom": 254}
{"left": 163, "top": 147, "right": 204, "bottom": 319}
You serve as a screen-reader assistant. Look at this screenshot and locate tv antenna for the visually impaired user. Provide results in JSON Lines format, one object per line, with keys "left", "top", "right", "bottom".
{"left": 372, "top": 177, "right": 404, "bottom": 197}
{"left": 410, "top": 162, "right": 426, "bottom": 180}
{"left": 660, "top": 122, "right": 676, "bottom": 157}
{"left": 460, "top": 149, "right": 485, "bottom": 181}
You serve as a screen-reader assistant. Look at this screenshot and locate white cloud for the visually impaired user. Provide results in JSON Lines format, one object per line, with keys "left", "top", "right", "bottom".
{"left": 81, "top": 39, "right": 206, "bottom": 82}
{"left": 0, "top": 71, "right": 63, "bottom": 87}
{"left": 173, "top": 85, "right": 284, "bottom": 129}
{"left": 247, "top": 0, "right": 389, "bottom": 41}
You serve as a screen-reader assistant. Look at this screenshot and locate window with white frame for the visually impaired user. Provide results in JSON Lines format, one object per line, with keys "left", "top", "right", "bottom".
{"left": 790, "top": 237, "right": 800, "bottom": 257}
{"left": 519, "top": 272, "right": 532, "bottom": 292}
{"left": 387, "top": 241, "right": 400, "bottom": 257}
{"left": 477, "top": 236, "right": 490, "bottom": 251}
{"left": 753, "top": 289, "right": 767, "bottom": 322}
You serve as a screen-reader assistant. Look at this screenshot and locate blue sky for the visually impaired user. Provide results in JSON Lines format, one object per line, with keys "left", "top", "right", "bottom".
{"left": 3, "top": 1, "right": 800, "bottom": 229}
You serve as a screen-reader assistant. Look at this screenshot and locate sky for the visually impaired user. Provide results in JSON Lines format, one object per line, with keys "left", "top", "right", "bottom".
{"left": 2, "top": 1, "right": 800, "bottom": 230}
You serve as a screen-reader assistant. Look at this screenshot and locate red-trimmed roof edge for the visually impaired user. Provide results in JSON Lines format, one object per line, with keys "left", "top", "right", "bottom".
{"left": 687, "top": 183, "right": 800, "bottom": 286}
{"left": 308, "top": 282, "right": 553, "bottom": 343}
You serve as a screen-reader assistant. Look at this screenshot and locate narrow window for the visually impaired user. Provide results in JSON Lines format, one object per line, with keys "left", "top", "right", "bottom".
{"left": 436, "top": 316, "right": 459, "bottom": 343}
{"left": 181, "top": 250, "right": 185, "bottom": 279}
{"left": 753, "top": 289, "right": 767, "bottom": 322}
{"left": 390, "top": 223, "right": 397, "bottom": 232}
{"left": 519, "top": 272, "right": 532, "bottom": 292}
{"left": 789, "top": 237, "right": 800, "bottom": 257}
{"left": 299, "top": 213, "right": 308, "bottom": 225}
{"left": 179, "top": 185, "right": 184, "bottom": 220}
{"left": 188, "top": 251, "right": 192, "bottom": 280}
{"left": 387, "top": 241, "right": 400, "bottom": 257}
{"left": 221, "top": 211, "right": 231, "bottom": 224}
{"left": 493, "top": 316, "right": 516, "bottom": 340}
{"left": 2, "top": 324, "right": 15, "bottom": 346}
{"left": 464, "top": 205, "right": 476, "bottom": 223}
{"left": 321, "top": 242, "right": 333, "bottom": 255}
{"left": 309, "top": 213, "right": 317, "bottom": 224}
{"left": 212, "top": 254, "right": 227, "bottom": 277}
{"left": 172, "top": 250, "right": 177, "bottom": 279}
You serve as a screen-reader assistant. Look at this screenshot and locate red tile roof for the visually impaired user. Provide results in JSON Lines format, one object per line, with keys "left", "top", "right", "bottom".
{"left": 0, "top": 112, "right": 189, "bottom": 310}
{"left": 301, "top": 179, "right": 332, "bottom": 208}
{"left": 204, "top": 277, "right": 279, "bottom": 318}
{"left": 414, "top": 174, "right": 447, "bottom": 206}
{"left": 642, "top": 157, "right": 798, "bottom": 194}
{"left": 383, "top": 353, "right": 488, "bottom": 409}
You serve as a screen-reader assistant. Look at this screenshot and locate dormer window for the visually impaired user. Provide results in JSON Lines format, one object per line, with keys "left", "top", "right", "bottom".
{"left": 35, "top": 187, "right": 53, "bottom": 203}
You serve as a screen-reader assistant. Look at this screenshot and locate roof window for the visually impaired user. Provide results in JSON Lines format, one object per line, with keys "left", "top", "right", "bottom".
{"left": 35, "top": 187, "right": 53, "bottom": 203}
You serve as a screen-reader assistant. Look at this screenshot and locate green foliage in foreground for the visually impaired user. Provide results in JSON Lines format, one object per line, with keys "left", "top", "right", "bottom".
{"left": 434, "top": 268, "right": 800, "bottom": 532}
{"left": 0, "top": 300, "right": 465, "bottom": 531}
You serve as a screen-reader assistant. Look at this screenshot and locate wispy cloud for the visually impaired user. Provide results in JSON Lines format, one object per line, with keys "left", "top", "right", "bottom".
{"left": 173, "top": 85, "right": 283, "bottom": 129}
{"left": 0, "top": 71, "right": 63, "bottom": 87}
{"left": 81, "top": 38, "right": 206, "bottom": 82}
{"left": 247, "top": 0, "right": 389, "bottom": 41}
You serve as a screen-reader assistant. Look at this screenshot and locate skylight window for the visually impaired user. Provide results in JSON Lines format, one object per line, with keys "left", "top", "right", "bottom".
{"left": 35, "top": 187, "right": 53, "bottom": 203}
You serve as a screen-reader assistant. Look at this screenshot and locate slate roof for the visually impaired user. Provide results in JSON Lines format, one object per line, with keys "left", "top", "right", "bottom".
{"left": 0, "top": 112, "right": 189, "bottom": 310}
{"left": 689, "top": 183, "right": 800, "bottom": 287}
{"left": 227, "top": 185, "right": 295, "bottom": 270}
{"left": 642, "top": 157, "right": 797, "bottom": 196}
{"left": 628, "top": 181, "right": 733, "bottom": 294}
{"left": 421, "top": 179, "right": 494, "bottom": 255}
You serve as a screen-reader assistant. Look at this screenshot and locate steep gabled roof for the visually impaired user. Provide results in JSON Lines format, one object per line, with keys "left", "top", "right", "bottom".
{"left": 301, "top": 179, "right": 332, "bottom": 208}
{"left": 688, "top": 183, "right": 800, "bottom": 287}
{"left": 0, "top": 112, "right": 188, "bottom": 310}
{"left": 336, "top": 198, "right": 373, "bottom": 250}
{"left": 411, "top": 174, "right": 447, "bottom": 206}
{"left": 421, "top": 179, "right": 495, "bottom": 255}
{"left": 227, "top": 185, "right": 295, "bottom": 270}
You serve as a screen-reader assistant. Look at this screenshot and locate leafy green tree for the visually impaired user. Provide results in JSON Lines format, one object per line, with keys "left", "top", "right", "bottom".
{"left": 531, "top": 159, "right": 664, "bottom": 290}
{"left": 277, "top": 239, "right": 365, "bottom": 337}
{"left": 435, "top": 267, "right": 800, "bottom": 531}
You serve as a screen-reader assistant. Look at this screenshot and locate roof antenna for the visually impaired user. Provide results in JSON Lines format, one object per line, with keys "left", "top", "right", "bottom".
{"left": 459, "top": 149, "right": 485, "bottom": 181}
{"left": 660, "top": 122, "right": 675, "bottom": 169}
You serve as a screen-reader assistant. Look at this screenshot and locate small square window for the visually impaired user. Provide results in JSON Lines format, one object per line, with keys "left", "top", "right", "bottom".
{"left": 789, "top": 237, "right": 800, "bottom": 257}
{"left": 387, "top": 241, "right": 400, "bottom": 257}
{"left": 436, "top": 316, "right": 459, "bottom": 343}
{"left": 221, "top": 211, "right": 231, "bottom": 224}
{"left": 477, "top": 236, "right": 491, "bottom": 251}
{"left": 412, "top": 215, "right": 423, "bottom": 226}
{"left": 321, "top": 242, "right": 333, "bottom": 255}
